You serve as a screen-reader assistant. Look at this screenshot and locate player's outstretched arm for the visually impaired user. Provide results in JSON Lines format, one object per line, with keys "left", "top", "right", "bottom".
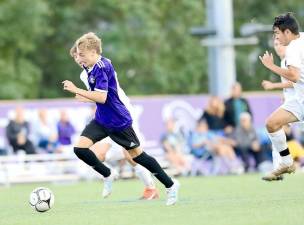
{"left": 62, "top": 80, "right": 107, "bottom": 103}
{"left": 76, "top": 89, "right": 107, "bottom": 103}
{"left": 75, "top": 94, "right": 94, "bottom": 103}
{"left": 261, "top": 80, "right": 293, "bottom": 90}
{"left": 259, "top": 51, "right": 300, "bottom": 82}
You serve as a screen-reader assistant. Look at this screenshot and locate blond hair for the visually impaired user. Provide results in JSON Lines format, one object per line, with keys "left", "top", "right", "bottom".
{"left": 76, "top": 32, "right": 102, "bottom": 54}
{"left": 69, "top": 43, "right": 77, "bottom": 57}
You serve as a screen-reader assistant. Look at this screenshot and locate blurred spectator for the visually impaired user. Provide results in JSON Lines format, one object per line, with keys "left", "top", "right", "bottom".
{"left": 0, "top": 137, "right": 7, "bottom": 155}
{"left": 200, "top": 96, "right": 227, "bottom": 132}
{"left": 0, "top": 148, "right": 6, "bottom": 156}
{"left": 32, "top": 109, "right": 59, "bottom": 153}
{"left": 284, "top": 125, "right": 304, "bottom": 167}
{"left": 292, "top": 123, "right": 304, "bottom": 148}
{"left": 5, "top": 107, "right": 36, "bottom": 154}
{"left": 234, "top": 112, "right": 265, "bottom": 171}
{"left": 189, "top": 119, "right": 241, "bottom": 175}
{"left": 224, "top": 82, "right": 252, "bottom": 128}
{"left": 188, "top": 119, "right": 214, "bottom": 176}
{"left": 57, "top": 110, "right": 75, "bottom": 146}
{"left": 161, "top": 117, "right": 190, "bottom": 176}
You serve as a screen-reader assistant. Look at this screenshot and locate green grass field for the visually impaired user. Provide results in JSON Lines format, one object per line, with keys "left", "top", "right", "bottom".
{"left": 1, "top": 174, "right": 304, "bottom": 225}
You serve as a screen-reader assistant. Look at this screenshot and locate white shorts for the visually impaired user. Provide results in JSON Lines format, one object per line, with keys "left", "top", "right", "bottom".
{"left": 281, "top": 98, "right": 304, "bottom": 121}
{"left": 100, "top": 137, "right": 125, "bottom": 162}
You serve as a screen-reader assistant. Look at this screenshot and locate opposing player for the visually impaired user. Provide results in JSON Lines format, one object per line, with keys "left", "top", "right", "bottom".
{"left": 70, "top": 45, "right": 159, "bottom": 200}
{"left": 63, "top": 32, "right": 179, "bottom": 205}
{"left": 259, "top": 12, "right": 304, "bottom": 180}
{"left": 261, "top": 38, "right": 294, "bottom": 181}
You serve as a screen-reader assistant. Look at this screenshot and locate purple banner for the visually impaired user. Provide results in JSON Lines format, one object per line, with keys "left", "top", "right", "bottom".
{"left": 0, "top": 93, "right": 282, "bottom": 147}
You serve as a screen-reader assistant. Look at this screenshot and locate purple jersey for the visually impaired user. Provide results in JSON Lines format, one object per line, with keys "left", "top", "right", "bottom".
{"left": 86, "top": 56, "right": 132, "bottom": 130}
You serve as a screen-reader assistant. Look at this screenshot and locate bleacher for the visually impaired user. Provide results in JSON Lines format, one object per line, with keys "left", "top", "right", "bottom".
{"left": 0, "top": 153, "right": 80, "bottom": 186}
{"left": 0, "top": 142, "right": 176, "bottom": 186}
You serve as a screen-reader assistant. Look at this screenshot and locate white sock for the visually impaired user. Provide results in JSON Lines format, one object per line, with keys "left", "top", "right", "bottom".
{"left": 268, "top": 129, "right": 293, "bottom": 166}
{"left": 272, "top": 150, "right": 281, "bottom": 170}
{"left": 134, "top": 164, "right": 155, "bottom": 188}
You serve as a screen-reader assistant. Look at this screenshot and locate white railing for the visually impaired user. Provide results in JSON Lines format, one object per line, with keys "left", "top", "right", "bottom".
{"left": 0, "top": 152, "right": 83, "bottom": 186}
{"left": 0, "top": 145, "right": 172, "bottom": 186}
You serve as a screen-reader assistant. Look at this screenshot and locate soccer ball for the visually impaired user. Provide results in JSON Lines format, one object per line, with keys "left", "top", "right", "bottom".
{"left": 29, "top": 187, "right": 54, "bottom": 212}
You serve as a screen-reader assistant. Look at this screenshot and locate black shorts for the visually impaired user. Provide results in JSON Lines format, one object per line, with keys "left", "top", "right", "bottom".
{"left": 80, "top": 120, "right": 140, "bottom": 150}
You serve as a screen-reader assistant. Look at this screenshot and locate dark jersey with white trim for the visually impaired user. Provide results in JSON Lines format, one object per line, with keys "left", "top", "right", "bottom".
{"left": 85, "top": 56, "right": 132, "bottom": 130}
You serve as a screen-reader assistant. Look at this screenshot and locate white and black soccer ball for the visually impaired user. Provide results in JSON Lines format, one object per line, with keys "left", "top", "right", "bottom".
{"left": 29, "top": 187, "right": 54, "bottom": 212}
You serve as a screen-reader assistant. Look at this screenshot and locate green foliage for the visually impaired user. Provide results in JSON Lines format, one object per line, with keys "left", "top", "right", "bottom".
{"left": 1, "top": 0, "right": 206, "bottom": 99}
{"left": 1, "top": 0, "right": 303, "bottom": 99}
{"left": 102, "top": 0, "right": 207, "bottom": 95}
{"left": 0, "top": 0, "right": 50, "bottom": 99}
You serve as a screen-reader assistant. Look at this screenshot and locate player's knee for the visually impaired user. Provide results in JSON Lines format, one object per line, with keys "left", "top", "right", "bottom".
{"left": 74, "top": 147, "right": 87, "bottom": 159}
{"left": 97, "top": 152, "right": 106, "bottom": 161}
{"left": 129, "top": 147, "right": 143, "bottom": 158}
{"left": 266, "top": 117, "right": 281, "bottom": 132}
{"left": 74, "top": 147, "right": 98, "bottom": 167}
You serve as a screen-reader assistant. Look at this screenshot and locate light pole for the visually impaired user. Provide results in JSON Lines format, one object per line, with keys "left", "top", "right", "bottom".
{"left": 191, "top": 0, "right": 262, "bottom": 97}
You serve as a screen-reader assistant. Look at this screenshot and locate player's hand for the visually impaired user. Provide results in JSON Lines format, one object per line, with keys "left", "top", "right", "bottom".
{"left": 261, "top": 80, "right": 274, "bottom": 90}
{"left": 62, "top": 80, "right": 78, "bottom": 94}
{"left": 259, "top": 51, "right": 274, "bottom": 69}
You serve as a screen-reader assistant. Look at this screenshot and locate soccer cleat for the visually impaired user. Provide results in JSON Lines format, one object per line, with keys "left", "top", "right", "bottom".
{"left": 166, "top": 179, "right": 180, "bottom": 206}
{"left": 262, "top": 163, "right": 296, "bottom": 181}
{"left": 139, "top": 188, "right": 159, "bottom": 200}
{"left": 102, "top": 170, "right": 118, "bottom": 198}
{"left": 262, "top": 174, "right": 284, "bottom": 182}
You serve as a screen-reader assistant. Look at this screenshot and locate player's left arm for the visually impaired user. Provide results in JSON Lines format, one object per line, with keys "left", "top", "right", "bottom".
{"left": 259, "top": 51, "right": 300, "bottom": 82}
{"left": 62, "top": 80, "right": 107, "bottom": 103}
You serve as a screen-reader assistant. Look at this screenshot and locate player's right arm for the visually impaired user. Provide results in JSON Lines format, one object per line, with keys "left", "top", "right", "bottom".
{"left": 75, "top": 88, "right": 107, "bottom": 103}
{"left": 261, "top": 80, "right": 293, "bottom": 90}
{"left": 65, "top": 62, "right": 110, "bottom": 104}
{"left": 75, "top": 70, "right": 94, "bottom": 103}
{"left": 75, "top": 66, "right": 110, "bottom": 104}
{"left": 63, "top": 80, "right": 107, "bottom": 103}
{"left": 75, "top": 94, "right": 94, "bottom": 103}
{"left": 259, "top": 51, "right": 300, "bottom": 82}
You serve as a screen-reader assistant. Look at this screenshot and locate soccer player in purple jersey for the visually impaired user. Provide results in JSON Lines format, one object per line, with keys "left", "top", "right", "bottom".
{"left": 69, "top": 45, "right": 160, "bottom": 200}
{"left": 63, "top": 32, "right": 179, "bottom": 205}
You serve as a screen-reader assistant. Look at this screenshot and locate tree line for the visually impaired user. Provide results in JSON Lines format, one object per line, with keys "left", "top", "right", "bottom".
{"left": 0, "top": 0, "right": 302, "bottom": 99}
